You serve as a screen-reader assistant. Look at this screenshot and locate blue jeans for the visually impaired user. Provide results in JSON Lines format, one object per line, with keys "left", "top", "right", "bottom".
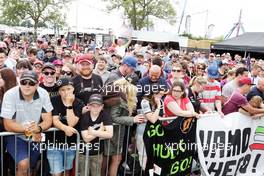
{"left": 47, "top": 149, "right": 76, "bottom": 174}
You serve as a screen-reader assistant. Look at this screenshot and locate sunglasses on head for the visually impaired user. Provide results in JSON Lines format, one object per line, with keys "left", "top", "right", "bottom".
{"left": 20, "top": 80, "right": 36, "bottom": 86}
{"left": 43, "top": 71, "right": 55, "bottom": 76}
{"left": 61, "top": 70, "right": 72, "bottom": 76}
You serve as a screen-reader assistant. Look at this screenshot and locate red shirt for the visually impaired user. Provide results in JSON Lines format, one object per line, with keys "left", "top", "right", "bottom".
{"left": 164, "top": 95, "right": 190, "bottom": 117}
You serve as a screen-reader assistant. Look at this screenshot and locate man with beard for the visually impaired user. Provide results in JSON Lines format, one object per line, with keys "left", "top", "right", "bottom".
{"left": 72, "top": 54, "right": 103, "bottom": 106}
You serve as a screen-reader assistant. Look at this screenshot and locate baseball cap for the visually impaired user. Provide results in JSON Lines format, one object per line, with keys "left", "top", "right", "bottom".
{"left": 42, "top": 62, "right": 56, "bottom": 71}
{"left": 88, "top": 94, "right": 103, "bottom": 105}
{"left": 238, "top": 77, "right": 254, "bottom": 85}
{"left": 56, "top": 77, "right": 73, "bottom": 89}
{"left": 122, "top": 56, "right": 137, "bottom": 69}
{"left": 75, "top": 54, "right": 93, "bottom": 64}
{"left": 207, "top": 65, "right": 219, "bottom": 79}
{"left": 20, "top": 70, "right": 38, "bottom": 83}
{"left": 53, "top": 59, "right": 63, "bottom": 66}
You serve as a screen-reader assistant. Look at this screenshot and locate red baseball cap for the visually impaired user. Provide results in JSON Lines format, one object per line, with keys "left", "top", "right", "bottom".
{"left": 75, "top": 54, "right": 93, "bottom": 64}
{"left": 238, "top": 77, "right": 254, "bottom": 85}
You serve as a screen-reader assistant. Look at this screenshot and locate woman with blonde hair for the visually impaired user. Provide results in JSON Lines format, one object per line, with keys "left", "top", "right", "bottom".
{"left": 102, "top": 78, "right": 145, "bottom": 176}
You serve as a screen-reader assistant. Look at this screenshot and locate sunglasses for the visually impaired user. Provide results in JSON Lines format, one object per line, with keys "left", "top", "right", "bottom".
{"left": 61, "top": 70, "right": 72, "bottom": 76}
{"left": 43, "top": 72, "right": 55, "bottom": 76}
{"left": 197, "top": 67, "right": 204, "bottom": 70}
{"left": 172, "top": 69, "right": 182, "bottom": 72}
{"left": 20, "top": 80, "right": 36, "bottom": 86}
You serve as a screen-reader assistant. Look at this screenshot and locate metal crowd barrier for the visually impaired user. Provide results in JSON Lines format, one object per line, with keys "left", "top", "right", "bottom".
{"left": 0, "top": 128, "right": 80, "bottom": 176}
{"left": 0, "top": 114, "right": 216, "bottom": 176}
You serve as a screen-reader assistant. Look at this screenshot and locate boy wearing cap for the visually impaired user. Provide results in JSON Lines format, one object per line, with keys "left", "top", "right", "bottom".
{"left": 222, "top": 77, "right": 264, "bottom": 116}
{"left": 1, "top": 70, "right": 53, "bottom": 176}
{"left": 79, "top": 94, "right": 113, "bottom": 176}
{"left": 47, "top": 77, "right": 84, "bottom": 175}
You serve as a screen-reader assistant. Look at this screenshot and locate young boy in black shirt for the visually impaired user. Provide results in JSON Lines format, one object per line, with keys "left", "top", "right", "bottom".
{"left": 79, "top": 94, "right": 113, "bottom": 176}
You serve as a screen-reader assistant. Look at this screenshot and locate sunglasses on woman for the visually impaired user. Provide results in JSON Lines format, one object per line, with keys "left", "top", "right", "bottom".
{"left": 43, "top": 71, "right": 56, "bottom": 76}
{"left": 20, "top": 80, "right": 36, "bottom": 86}
{"left": 61, "top": 70, "right": 73, "bottom": 76}
{"left": 172, "top": 69, "right": 182, "bottom": 72}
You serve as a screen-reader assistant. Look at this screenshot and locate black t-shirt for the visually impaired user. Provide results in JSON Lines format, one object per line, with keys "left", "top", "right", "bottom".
{"left": 72, "top": 74, "right": 103, "bottom": 104}
{"left": 49, "top": 95, "right": 84, "bottom": 147}
{"left": 188, "top": 87, "right": 201, "bottom": 113}
{"left": 80, "top": 111, "right": 112, "bottom": 155}
{"left": 39, "top": 83, "right": 59, "bottom": 98}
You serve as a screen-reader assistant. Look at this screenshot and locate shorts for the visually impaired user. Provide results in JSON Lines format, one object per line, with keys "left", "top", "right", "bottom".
{"left": 103, "top": 137, "right": 123, "bottom": 156}
{"left": 79, "top": 154, "right": 102, "bottom": 176}
{"left": 47, "top": 149, "right": 76, "bottom": 174}
{"left": 5, "top": 136, "right": 40, "bottom": 167}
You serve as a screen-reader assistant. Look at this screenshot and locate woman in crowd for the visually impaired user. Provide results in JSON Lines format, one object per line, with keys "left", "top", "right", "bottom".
{"left": 194, "top": 63, "right": 206, "bottom": 77}
{"left": 166, "top": 64, "right": 186, "bottom": 88}
{"left": 137, "top": 85, "right": 165, "bottom": 171}
{"left": 60, "top": 63, "right": 76, "bottom": 78}
{"left": 0, "top": 68, "right": 17, "bottom": 175}
{"left": 0, "top": 67, "right": 17, "bottom": 112}
{"left": 103, "top": 78, "right": 145, "bottom": 176}
{"left": 164, "top": 81, "right": 199, "bottom": 122}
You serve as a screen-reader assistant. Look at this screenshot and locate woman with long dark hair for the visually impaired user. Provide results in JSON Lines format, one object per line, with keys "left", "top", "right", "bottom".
{"left": 0, "top": 68, "right": 17, "bottom": 110}
{"left": 0, "top": 68, "right": 17, "bottom": 175}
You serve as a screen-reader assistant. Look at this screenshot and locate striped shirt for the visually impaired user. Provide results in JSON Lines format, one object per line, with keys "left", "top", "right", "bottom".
{"left": 199, "top": 80, "right": 221, "bottom": 111}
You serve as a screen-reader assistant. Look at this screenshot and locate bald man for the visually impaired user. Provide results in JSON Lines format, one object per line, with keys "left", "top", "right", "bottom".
{"left": 136, "top": 65, "right": 168, "bottom": 108}
{"left": 247, "top": 78, "right": 264, "bottom": 101}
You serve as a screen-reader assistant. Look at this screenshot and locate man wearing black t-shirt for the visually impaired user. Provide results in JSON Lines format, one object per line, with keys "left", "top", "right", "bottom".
{"left": 39, "top": 62, "right": 59, "bottom": 98}
{"left": 47, "top": 77, "right": 84, "bottom": 175}
{"left": 72, "top": 54, "right": 103, "bottom": 110}
{"left": 79, "top": 94, "right": 113, "bottom": 176}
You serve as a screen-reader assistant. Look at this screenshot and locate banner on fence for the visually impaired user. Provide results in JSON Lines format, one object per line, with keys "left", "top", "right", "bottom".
{"left": 197, "top": 112, "right": 264, "bottom": 176}
{"left": 143, "top": 117, "right": 196, "bottom": 176}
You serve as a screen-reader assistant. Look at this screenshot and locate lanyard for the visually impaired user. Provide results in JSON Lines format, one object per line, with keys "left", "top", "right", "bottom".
{"left": 80, "top": 76, "right": 94, "bottom": 93}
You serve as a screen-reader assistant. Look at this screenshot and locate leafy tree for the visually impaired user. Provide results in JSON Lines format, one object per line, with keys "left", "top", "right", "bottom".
{"left": 0, "top": 0, "right": 70, "bottom": 39}
{"left": 104, "top": 0, "right": 176, "bottom": 30}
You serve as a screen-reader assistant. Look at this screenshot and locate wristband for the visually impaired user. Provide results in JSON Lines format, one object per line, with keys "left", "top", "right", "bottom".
{"left": 66, "top": 106, "right": 73, "bottom": 109}
{"left": 38, "top": 125, "right": 43, "bottom": 133}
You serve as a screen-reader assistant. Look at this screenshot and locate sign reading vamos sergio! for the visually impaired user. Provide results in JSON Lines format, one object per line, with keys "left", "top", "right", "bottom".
{"left": 197, "top": 112, "right": 264, "bottom": 176}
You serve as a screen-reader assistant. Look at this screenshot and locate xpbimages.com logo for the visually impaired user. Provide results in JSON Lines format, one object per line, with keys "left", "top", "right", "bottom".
{"left": 32, "top": 141, "right": 100, "bottom": 153}
{"left": 99, "top": 84, "right": 169, "bottom": 95}
{"left": 164, "top": 141, "right": 233, "bottom": 153}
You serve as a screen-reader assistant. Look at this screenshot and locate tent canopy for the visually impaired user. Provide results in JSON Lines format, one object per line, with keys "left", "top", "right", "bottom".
{"left": 131, "top": 30, "right": 179, "bottom": 43}
{"left": 211, "top": 32, "right": 264, "bottom": 53}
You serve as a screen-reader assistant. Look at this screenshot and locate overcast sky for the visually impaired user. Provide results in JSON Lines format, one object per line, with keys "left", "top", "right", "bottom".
{"left": 67, "top": 0, "right": 264, "bottom": 38}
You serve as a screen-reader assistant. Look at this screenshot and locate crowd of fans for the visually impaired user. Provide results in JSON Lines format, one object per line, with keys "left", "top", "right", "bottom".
{"left": 0, "top": 34, "right": 263, "bottom": 176}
